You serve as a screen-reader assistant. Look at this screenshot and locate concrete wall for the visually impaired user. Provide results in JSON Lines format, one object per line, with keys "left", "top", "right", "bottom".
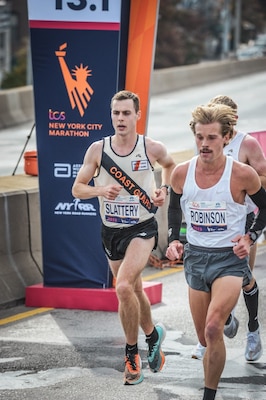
{"left": 0, "top": 86, "right": 34, "bottom": 129}
{"left": 150, "top": 57, "right": 266, "bottom": 95}
{"left": 0, "top": 186, "right": 42, "bottom": 307}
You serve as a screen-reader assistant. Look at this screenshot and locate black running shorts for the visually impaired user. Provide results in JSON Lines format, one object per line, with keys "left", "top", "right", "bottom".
{"left": 101, "top": 217, "right": 158, "bottom": 260}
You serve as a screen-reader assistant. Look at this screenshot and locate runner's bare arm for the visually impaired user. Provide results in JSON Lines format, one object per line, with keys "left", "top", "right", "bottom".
{"left": 72, "top": 141, "right": 122, "bottom": 199}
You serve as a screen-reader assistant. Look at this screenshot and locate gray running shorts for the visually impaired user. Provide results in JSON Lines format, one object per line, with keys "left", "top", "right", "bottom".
{"left": 183, "top": 243, "right": 252, "bottom": 292}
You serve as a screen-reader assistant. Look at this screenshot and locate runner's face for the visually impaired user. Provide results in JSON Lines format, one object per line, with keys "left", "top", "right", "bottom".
{"left": 195, "top": 122, "right": 229, "bottom": 163}
{"left": 111, "top": 99, "right": 140, "bottom": 136}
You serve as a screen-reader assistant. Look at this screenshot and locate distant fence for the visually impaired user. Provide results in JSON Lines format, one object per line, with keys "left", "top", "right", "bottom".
{"left": 0, "top": 57, "right": 266, "bottom": 129}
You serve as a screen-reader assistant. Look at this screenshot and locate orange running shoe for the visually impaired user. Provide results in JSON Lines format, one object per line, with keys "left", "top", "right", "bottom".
{"left": 124, "top": 353, "right": 144, "bottom": 385}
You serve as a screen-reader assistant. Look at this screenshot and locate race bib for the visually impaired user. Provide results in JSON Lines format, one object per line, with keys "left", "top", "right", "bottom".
{"left": 104, "top": 195, "right": 140, "bottom": 224}
{"left": 188, "top": 201, "right": 227, "bottom": 232}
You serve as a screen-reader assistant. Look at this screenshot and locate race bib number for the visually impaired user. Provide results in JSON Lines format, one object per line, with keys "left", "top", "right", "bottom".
{"left": 104, "top": 195, "right": 140, "bottom": 224}
{"left": 188, "top": 201, "right": 227, "bottom": 232}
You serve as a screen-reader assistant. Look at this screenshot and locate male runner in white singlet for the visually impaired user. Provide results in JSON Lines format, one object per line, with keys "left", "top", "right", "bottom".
{"left": 72, "top": 90, "right": 175, "bottom": 385}
{"left": 191, "top": 95, "right": 266, "bottom": 361}
{"left": 166, "top": 104, "right": 266, "bottom": 400}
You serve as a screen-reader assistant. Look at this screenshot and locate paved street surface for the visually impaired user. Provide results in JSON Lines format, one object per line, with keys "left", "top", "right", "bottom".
{"left": 0, "top": 72, "right": 266, "bottom": 399}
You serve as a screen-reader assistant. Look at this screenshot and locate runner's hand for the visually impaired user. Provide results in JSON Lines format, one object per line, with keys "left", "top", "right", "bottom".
{"left": 103, "top": 185, "right": 123, "bottom": 200}
{"left": 165, "top": 240, "right": 184, "bottom": 260}
{"left": 232, "top": 234, "right": 251, "bottom": 259}
{"left": 151, "top": 188, "right": 167, "bottom": 207}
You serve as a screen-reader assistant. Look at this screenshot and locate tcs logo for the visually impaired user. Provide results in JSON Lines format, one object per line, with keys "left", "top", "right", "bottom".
{"left": 49, "top": 109, "right": 66, "bottom": 121}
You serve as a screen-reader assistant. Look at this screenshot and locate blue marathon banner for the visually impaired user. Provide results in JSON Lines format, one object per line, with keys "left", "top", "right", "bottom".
{"left": 27, "top": 0, "right": 130, "bottom": 288}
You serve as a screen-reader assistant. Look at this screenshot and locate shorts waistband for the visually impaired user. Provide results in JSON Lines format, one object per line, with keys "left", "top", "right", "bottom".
{"left": 187, "top": 243, "right": 233, "bottom": 253}
{"left": 102, "top": 217, "right": 155, "bottom": 232}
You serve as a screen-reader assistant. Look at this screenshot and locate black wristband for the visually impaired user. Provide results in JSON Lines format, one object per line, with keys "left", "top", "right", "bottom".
{"left": 249, "top": 187, "right": 266, "bottom": 233}
{"left": 168, "top": 191, "right": 182, "bottom": 243}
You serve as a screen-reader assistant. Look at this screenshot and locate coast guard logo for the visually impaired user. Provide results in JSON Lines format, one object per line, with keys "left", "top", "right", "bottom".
{"left": 131, "top": 160, "right": 148, "bottom": 171}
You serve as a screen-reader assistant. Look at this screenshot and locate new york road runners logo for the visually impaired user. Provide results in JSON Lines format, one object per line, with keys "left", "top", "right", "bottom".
{"left": 55, "top": 43, "right": 94, "bottom": 117}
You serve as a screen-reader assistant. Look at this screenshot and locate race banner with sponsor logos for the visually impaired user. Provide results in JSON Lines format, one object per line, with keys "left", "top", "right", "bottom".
{"left": 27, "top": 0, "right": 130, "bottom": 288}
{"left": 27, "top": 0, "right": 159, "bottom": 289}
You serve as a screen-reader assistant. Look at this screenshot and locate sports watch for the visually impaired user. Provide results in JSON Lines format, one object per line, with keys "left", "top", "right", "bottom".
{"left": 247, "top": 231, "right": 258, "bottom": 245}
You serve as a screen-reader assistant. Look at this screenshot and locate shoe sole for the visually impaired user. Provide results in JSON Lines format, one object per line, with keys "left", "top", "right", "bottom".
{"left": 124, "top": 373, "right": 144, "bottom": 385}
{"left": 245, "top": 348, "right": 263, "bottom": 362}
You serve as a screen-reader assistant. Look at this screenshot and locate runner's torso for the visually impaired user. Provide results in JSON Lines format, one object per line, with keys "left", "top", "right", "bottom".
{"left": 94, "top": 135, "right": 156, "bottom": 228}
{"left": 180, "top": 156, "right": 247, "bottom": 247}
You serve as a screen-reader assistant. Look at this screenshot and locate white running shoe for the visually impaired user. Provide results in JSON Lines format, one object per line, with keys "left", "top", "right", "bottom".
{"left": 224, "top": 310, "right": 239, "bottom": 339}
{"left": 191, "top": 342, "right": 206, "bottom": 360}
{"left": 245, "top": 326, "right": 263, "bottom": 362}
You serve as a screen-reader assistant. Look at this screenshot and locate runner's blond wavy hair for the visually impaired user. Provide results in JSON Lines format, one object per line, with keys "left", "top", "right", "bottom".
{"left": 189, "top": 104, "right": 236, "bottom": 138}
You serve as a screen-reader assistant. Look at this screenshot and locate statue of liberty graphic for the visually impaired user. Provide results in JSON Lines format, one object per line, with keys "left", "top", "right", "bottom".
{"left": 55, "top": 43, "right": 94, "bottom": 117}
